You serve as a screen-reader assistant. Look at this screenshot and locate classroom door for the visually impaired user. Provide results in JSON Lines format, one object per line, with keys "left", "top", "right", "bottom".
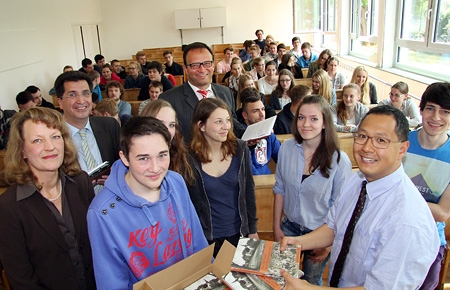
{"left": 72, "top": 24, "right": 103, "bottom": 65}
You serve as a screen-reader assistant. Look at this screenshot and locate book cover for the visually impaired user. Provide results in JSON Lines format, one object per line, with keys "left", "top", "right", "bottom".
{"left": 222, "top": 271, "right": 283, "bottom": 290}
{"left": 230, "top": 238, "right": 301, "bottom": 279}
{"left": 183, "top": 273, "right": 228, "bottom": 290}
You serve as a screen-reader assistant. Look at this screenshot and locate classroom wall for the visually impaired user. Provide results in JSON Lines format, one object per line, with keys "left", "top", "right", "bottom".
{"left": 0, "top": 0, "right": 306, "bottom": 110}
{"left": 0, "top": 0, "right": 103, "bottom": 110}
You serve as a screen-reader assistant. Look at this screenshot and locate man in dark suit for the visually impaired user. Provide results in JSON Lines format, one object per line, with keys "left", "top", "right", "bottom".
{"left": 160, "top": 42, "right": 245, "bottom": 141}
{"left": 55, "top": 71, "right": 120, "bottom": 174}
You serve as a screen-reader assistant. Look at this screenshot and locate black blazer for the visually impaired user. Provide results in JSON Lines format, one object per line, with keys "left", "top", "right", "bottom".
{"left": 160, "top": 82, "right": 245, "bottom": 142}
{"left": 90, "top": 116, "right": 120, "bottom": 165}
{"left": 0, "top": 172, "right": 96, "bottom": 289}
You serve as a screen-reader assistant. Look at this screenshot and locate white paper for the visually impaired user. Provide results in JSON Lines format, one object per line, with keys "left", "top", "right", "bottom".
{"left": 241, "top": 116, "right": 277, "bottom": 141}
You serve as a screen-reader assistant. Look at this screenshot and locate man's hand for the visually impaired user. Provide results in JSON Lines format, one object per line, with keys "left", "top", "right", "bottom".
{"left": 281, "top": 269, "right": 311, "bottom": 290}
{"left": 309, "top": 247, "right": 331, "bottom": 263}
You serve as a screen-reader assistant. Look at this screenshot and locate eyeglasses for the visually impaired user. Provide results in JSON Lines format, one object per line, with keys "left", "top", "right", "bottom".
{"left": 353, "top": 133, "right": 404, "bottom": 149}
{"left": 129, "top": 67, "right": 137, "bottom": 70}
{"left": 64, "top": 90, "right": 91, "bottom": 99}
{"left": 280, "top": 79, "right": 291, "bottom": 83}
{"left": 187, "top": 61, "right": 213, "bottom": 69}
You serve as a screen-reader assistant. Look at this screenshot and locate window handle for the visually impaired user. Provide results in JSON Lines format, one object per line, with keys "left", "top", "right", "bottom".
{"left": 427, "top": 9, "right": 432, "bottom": 20}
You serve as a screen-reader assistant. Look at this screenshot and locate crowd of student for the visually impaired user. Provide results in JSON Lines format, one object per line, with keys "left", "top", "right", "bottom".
{"left": 0, "top": 30, "right": 448, "bottom": 290}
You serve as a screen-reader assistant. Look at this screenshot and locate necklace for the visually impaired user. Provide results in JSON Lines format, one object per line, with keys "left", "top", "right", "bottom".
{"left": 47, "top": 180, "right": 62, "bottom": 202}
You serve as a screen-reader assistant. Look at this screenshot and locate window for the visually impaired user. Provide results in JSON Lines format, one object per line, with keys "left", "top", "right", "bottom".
{"left": 293, "top": 0, "right": 338, "bottom": 50}
{"left": 322, "top": 0, "right": 339, "bottom": 49}
{"left": 349, "top": 0, "right": 379, "bottom": 62}
{"left": 293, "top": 0, "right": 321, "bottom": 32}
{"left": 395, "top": 0, "right": 450, "bottom": 80}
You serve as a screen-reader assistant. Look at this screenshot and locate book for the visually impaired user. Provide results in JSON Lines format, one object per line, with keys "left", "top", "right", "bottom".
{"left": 222, "top": 271, "right": 283, "bottom": 290}
{"left": 230, "top": 238, "right": 302, "bottom": 279}
{"left": 183, "top": 273, "right": 228, "bottom": 290}
{"left": 241, "top": 116, "right": 277, "bottom": 141}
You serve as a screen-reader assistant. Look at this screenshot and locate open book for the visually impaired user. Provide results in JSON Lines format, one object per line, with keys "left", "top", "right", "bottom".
{"left": 241, "top": 116, "right": 277, "bottom": 141}
{"left": 223, "top": 271, "right": 284, "bottom": 290}
{"left": 230, "top": 238, "right": 302, "bottom": 279}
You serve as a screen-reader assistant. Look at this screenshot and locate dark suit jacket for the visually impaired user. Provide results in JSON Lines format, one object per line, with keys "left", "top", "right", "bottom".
{"left": 90, "top": 116, "right": 120, "bottom": 165}
{"left": 0, "top": 172, "right": 96, "bottom": 289}
{"left": 160, "top": 82, "right": 245, "bottom": 142}
{"left": 138, "top": 75, "right": 174, "bottom": 100}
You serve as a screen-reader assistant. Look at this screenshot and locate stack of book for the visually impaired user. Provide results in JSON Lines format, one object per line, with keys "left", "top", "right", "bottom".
{"left": 184, "top": 238, "right": 302, "bottom": 290}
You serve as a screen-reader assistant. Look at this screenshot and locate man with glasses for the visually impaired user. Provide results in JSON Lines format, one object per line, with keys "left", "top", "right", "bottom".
{"left": 280, "top": 105, "right": 439, "bottom": 289}
{"left": 160, "top": 42, "right": 244, "bottom": 141}
{"left": 403, "top": 82, "right": 450, "bottom": 290}
{"left": 254, "top": 29, "right": 265, "bottom": 51}
{"left": 55, "top": 71, "right": 120, "bottom": 176}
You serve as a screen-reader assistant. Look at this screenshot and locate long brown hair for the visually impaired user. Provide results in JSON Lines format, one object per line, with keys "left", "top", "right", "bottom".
{"left": 292, "top": 95, "right": 340, "bottom": 178}
{"left": 336, "top": 83, "right": 361, "bottom": 125}
{"left": 273, "top": 69, "right": 294, "bottom": 97}
{"left": 140, "top": 99, "right": 195, "bottom": 186}
{"left": 4, "top": 107, "right": 81, "bottom": 185}
{"left": 190, "top": 98, "right": 237, "bottom": 163}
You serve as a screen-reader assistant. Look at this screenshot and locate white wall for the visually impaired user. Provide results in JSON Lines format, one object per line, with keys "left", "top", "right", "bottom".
{"left": 0, "top": 0, "right": 103, "bottom": 110}
{"left": 0, "top": 0, "right": 298, "bottom": 110}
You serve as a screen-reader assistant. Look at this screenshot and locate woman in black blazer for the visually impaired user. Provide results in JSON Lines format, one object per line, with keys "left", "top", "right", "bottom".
{"left": 0, "top": 107, "right": 96, "bottom": 289}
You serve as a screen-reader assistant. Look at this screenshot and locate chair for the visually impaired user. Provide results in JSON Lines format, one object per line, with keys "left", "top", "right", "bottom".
{"left": 129, "top": 101, "right": 143, "bottom": 116}
{"left": 336, "top": 89, "right": 343, "bottom": 101}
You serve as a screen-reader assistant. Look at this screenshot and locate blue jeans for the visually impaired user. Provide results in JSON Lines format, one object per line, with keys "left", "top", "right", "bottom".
{"left": 281, "top": 217, "right": 329, "bottom": 286}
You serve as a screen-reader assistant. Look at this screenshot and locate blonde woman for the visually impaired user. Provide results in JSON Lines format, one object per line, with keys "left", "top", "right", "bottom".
{"left": 312, "top": 69, "right": 336, "bottom": 105}
{"left": 350, "top": 65, "right": 378, "bottom": 104}
{"left": 124, "top": 61, "right": 146, "bottom": 89}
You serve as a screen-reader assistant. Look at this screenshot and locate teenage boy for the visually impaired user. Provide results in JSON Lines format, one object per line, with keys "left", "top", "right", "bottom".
{"left": 264, "top": 42, "right": 278, "bottom": 61}
{"left": 216, "top": 47, "right": 234, "bottom": 73}
{"left": 280, "top": 106, "right": 439, "bottom": 289}
{"left": 163, "top": 50, "right": 184, "bottom": 76}
{"left": 15, "top": 91, "right": 36, "bottom": 111}
{"left": 240, "top": 87, "right": 280, "bottom": 175}
{"left": 87, "top": 70, "right": 102, "bottom": 103}
{"left": 138, "top": 61, "right": 174, "bottom": 100}
{"left": 298, "top": 42, "right": 318, "bottom": 68}
{"left": 88, "top": 117, "right": 208, "bottom": 290}
{"left": 138, "top": 81, "right": 163, "bottom": 115}
{"left": 136, "top": 51, "right": 150, "bottom": 75}
{"left": 254, "top": 29, "right": 265, "bottom": 51}
{"left": 106, "top": 81, "right": 131, "bottom": 117}
{"left": 403, "top": 82, "right": 450, "bottom": 290}
{"left": 290, "top": 36, "right": 302, "bottom": 61}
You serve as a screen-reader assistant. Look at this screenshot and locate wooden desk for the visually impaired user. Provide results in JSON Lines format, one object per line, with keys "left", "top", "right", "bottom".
{"left": 254, "top": 174, "right": 276, "bottom": 241}
{"left": 122, "top": 89, "right": 140, "bottom": 102}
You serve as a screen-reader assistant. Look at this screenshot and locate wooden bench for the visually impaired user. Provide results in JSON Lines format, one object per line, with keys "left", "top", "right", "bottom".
{"left": 294, "top": 78, "right": 312, "bottom": 87}
{"left": 129, "top": 101, "right": 143, "bottom": 116}
{"left": 122, "top": 88, "right": 140, "bottom": 102}
{"left": 254, "top": 174, "right": 276, "bottom": 241}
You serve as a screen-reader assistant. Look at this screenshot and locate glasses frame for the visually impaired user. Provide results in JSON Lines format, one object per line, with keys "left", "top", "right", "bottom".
{"left": 187, "top": 61, "right": 214, "bottom": 70}
{"left": 64, "top": 90, "right": 92, "bottom": 99}
{"left": 353, "top": 133, "right": 404, "bottom": 149}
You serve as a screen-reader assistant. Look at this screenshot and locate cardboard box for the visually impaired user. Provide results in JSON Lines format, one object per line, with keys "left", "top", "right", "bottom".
{"left": 133, "top": 241, "right": 235, "bottom": 290}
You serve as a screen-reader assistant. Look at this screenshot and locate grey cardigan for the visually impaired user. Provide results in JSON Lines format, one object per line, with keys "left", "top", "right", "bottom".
{"left": 187, "top": 139, "right": 258, "bottom": 241}
{"left": 332, "top": 102, "right": 369, "bottom": 132}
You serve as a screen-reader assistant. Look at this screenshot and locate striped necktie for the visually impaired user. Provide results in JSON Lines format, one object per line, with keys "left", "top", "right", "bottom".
{"left": 197, "top": 89, "right": 209, "bottom": 99}
{"left": 79, "top": 128, "right": 98, "bottom": 171}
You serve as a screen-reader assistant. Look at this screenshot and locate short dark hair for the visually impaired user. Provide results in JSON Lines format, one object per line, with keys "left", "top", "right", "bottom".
{"left": 106, "top": 81, "right": 124, "bottom": 98}
{"left": 54, "top": 71, "right": 93, "bottom": 99}
{"left": 16, "top": 91, "right": 34, "bottom": 105}
{"left": 25, "top": 85, "right": 40, "bottom": 94}
{"left": 240, "top": 88, "right": 262, "bottom": 112}
{"left": 120, "top": 116, "right": 171, "bottom": 160}
{"left": 419, "top": 82, "right": 450, "bottom": 111}
{"left": 292, "top": 36, "right": 301, "bottom": 43}
{"left": 111, "top": 59, "right": 120, "bottom": 65}
{"left": 94, "top": 54, "right": 104, "bottom": 63}
{"left": 244, "top": 40, "right": 255, "bottom": 50}
{"left": 81, "top": 58, "right": 93, "bottom": 68}
{"left": 290, "top": 85, "right": 312, "bottom": 104}
{"left": 163, "top": 50, "right": 172, "bottom": 57}
{"left": 360, "top": 105, "right": 409, "bottom": 142}
{"left": 277, "top": 43, "right": 286, "bottom": 51}
{"left": 182, "top": 42, "right": 214, "bottom": 66}
{"left": 146, "top": 61, "right": 163, "bottom": 73}
{"left": 255, "top": 29, "right": 264, "bottom": 35}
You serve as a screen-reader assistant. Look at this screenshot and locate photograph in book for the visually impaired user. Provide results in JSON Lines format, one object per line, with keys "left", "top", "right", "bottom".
{"left": 183, "top": 272, "right": 227, "bottom": 290}
{"left": 230, "top": 238, "right": 301, "bottom": 278}
{"left": 222, "top": 271, "right": 283, "bottom": 290}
